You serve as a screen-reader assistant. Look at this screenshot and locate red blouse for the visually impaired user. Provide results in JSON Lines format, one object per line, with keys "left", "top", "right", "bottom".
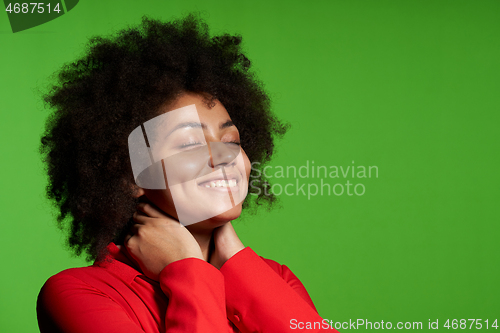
{"left": 37, "top": 243, "right": 335, "bottom": 332}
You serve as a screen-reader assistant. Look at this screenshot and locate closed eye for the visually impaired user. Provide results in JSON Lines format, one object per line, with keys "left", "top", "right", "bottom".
{"left": 179, "top": 141, "right": 204, "bottom": 149}
{"left": 179, "top": 141, "right": 240, "bottom": 149}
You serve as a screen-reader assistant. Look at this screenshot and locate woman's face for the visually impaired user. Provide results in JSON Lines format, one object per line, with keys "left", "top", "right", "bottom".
{"left": 131, "top": 92, "right": 251, "bottom": 230}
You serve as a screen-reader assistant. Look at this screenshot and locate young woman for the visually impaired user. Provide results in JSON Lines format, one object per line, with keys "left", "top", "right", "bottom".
{"left": 37, "top": 14, "right": 334, "bottom": 333}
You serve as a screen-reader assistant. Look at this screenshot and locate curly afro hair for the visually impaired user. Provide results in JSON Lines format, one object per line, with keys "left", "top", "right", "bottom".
{"left": 40, "top": 14, "right": 288, "bottom": 262}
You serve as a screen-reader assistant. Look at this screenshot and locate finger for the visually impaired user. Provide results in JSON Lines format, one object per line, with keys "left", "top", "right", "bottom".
{"left": 136, "top": 203, "right": 166, "bottom": 219}
{"left": 124, "top": 228, "right": 134, "bottom": 244}
{"left": 133, "top": 211, "right": 179, "bottom": 228}
{"left": 124, "top": 224, "right": 141, "bottom": 243}
{"left": 124, "top": 233, "right": 132, "bottom": 244}
{"left": 132, "top": 212, "right": 148, "bottom": 224}
{"left": 137, "top": 203, "right": 179, "bottom": 223}
{"left": 133, "top": 211, "right": 172, "bottom": 226}
{"left": 134, "top": 209, "right": 148, "bottom": 217}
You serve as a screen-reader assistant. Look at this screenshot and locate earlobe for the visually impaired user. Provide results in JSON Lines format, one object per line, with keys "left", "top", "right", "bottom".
{"left": 124, "top": 178, "right": 146, "bottom": 198}
{"left": 132, "top": 185, "right": 146, "bottom": 198}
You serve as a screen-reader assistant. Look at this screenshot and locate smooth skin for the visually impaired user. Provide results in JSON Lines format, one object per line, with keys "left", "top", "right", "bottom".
{"left": 123, "top": 92, "right": 250, "bottom": 281}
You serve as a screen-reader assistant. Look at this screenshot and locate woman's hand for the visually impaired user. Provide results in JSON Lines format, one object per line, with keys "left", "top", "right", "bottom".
{"left": 124, "top": 202, "right": 204, "bottom": 281}
{"left": 210, "top": 222, "right": 245, "bottom": 270}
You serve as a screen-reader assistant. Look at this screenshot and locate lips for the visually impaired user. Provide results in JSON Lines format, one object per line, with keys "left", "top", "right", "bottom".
{"left": 196, "top": 171, "right": 242, "bottom": 188}
{"left": 201, "top": 179, "right": 238, "bottom": 188}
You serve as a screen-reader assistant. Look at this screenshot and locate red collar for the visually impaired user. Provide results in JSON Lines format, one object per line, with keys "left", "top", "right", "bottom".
{"left": 94, "top": 242, "right": 144, "bottom": 284}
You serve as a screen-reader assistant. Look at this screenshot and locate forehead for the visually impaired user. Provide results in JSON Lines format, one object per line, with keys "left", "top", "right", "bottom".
{"left": 144, "top": 104, "right": 201, "bottom": 138}
{"left": 159, "top": 93, "right": 231, "bottom": 124}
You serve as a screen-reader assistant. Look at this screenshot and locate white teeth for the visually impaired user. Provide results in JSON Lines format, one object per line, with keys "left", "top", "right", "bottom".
{"left": 203, "top": 179, "right": 238, "bottom": 188}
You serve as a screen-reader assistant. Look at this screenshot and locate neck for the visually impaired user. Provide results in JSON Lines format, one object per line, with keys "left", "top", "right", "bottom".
{"left": 186, "top": 226, "right": 215, "bottom": 262}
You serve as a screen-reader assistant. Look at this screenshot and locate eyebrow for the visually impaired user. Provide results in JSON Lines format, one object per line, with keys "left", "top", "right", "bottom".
{"left": 219, "top": 120, "right": 235, "bottom": 130}
{"left": 165, "top": 119, "right": 235, "bottom": 138}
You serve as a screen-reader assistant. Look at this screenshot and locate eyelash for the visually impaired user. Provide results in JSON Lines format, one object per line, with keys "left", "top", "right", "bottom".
{"left": 179, "top": 140, "right": 241, "bottom": 148}
{"left": 179, "top": 141, "right": 202, "bottom": 148}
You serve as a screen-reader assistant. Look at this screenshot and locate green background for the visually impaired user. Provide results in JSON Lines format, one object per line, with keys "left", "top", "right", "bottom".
{"left": 1, "top": 0, "right": 499, "bottom": 331}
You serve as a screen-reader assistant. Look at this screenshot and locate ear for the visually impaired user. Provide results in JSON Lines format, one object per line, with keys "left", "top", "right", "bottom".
{"left": 132, "top": 186, "right": 146, "bottom": 198}
{"left": 123, "top": 178, "right": 146, "bottom": 198}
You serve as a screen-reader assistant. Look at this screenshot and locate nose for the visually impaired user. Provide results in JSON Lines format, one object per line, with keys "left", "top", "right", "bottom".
{"left": 208, "top": 142, "right": 240, "bottom": 169}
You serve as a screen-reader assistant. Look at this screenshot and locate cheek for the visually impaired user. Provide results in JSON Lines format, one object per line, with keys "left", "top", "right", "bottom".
{"left": 163, "top": 147, "right": 210, "bottom": 185}
{"left": 242, "top": 149, "right": 251, "bottom": 180}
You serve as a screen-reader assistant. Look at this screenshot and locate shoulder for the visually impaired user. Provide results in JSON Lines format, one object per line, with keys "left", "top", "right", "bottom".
{"left": 257, "top": 253, "right": 311, "bottom": 294}
{"left": 36, "top": 265, "right": 143, "bottom": 332}
{"left": 260, "top": 256, "right": 285, "bottom": 275}
{"left": 232, "top": 247, "right": 297, "bottom": 279}
{"left": 37, "top": 263, "right": 137, "bottom": 321}
{"left": 42, "top": 264, "right": 109, "bottom": 287}
{"left": 258, "top": 253, "right": 318, "bottom": 311}
{"left": 255, "top": 251, "right": 301, "bottom": 284}
{"left": 39, "top": 266, "right": 105, "bottom": 302}
{"left": 40, "top": 250, "right": 139, "bottom": 296}
{"left": 42, "top": 266, "right": 93, "bottom": 286}
{"left": 232, "top": 248, "right": 318, "bottom": 311}
{"left": 38, "top": 262, "right": 131, "bottom": 307}
{"left": 37, "top": 266, "right": 107, "bottom": 324}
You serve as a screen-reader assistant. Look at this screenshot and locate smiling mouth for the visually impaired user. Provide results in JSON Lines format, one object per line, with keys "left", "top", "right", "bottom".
{"left": 199, "top": 179, "right": 239, "bottom": 188}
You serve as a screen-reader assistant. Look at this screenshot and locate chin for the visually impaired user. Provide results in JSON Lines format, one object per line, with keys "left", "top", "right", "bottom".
{"left": 186, "top": 204, "right": 243, "bottom": 231}
{"left": 213, "top": 204, "right": 243, "bottom": 222}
